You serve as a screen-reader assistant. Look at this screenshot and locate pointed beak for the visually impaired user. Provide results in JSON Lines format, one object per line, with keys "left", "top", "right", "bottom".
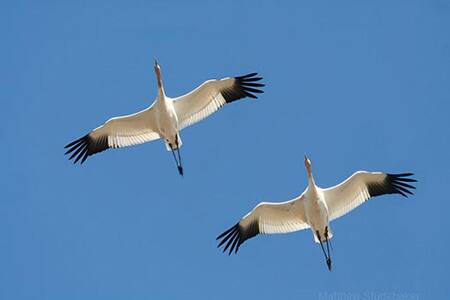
{"left": 304, "top": 154, "right": 311, "bottom": 170}
{"left": 154, "top": 58, "right": 158, "bottom": 68}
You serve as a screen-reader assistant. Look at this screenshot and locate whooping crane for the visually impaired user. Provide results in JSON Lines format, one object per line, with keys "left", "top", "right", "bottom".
{"left": 64, "top": 60, "right": 264, "bottom": 175}
{"left": 217, "top": 155, "right": 416, "bottom": 271}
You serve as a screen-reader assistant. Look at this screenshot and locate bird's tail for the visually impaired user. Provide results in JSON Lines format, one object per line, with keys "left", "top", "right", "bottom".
{"left": 313, "top": 229, "right": 333, "bottom": 243}
{"left": 165, "top": 134, "right": 183, "bottom": 151}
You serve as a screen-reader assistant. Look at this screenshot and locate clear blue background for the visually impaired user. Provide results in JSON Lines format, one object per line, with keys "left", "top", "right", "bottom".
{"left": 2, "top": 0, "right": 449, "bottom": 299}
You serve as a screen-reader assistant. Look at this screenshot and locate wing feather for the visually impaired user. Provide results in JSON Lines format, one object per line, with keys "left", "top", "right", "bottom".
{"left": 217, "top": 197, "right": 309, "bottom": 255}
{"left": 173, "top": 73, "right": 264, "bottom": 130}
{"left": 323, "top": 171, "right": 417, "bottom": 221}
{"left": 64, "top": 106, "right": 160, "bottom": 164}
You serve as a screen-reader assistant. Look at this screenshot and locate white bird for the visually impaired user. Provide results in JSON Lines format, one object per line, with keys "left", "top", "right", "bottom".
{"left": 64, "top": 60, "right": 264, "bottom": 175}
{"left": 217, "top": 155, "right": 416, "bottom": 270}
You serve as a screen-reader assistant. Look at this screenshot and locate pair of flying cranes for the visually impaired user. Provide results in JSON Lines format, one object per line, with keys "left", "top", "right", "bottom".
{"left": 65, "top": 61, "right": 416, "bottom": 271}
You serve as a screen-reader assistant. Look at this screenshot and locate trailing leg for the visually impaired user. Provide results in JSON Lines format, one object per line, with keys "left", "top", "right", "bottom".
{"left": 324, "top": 226, "right": 332, "bottom": 271}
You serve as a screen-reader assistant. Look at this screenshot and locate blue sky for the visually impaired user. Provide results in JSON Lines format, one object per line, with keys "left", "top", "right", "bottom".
{"left": 2, "top": 0, "right": 449, "bottom": 299}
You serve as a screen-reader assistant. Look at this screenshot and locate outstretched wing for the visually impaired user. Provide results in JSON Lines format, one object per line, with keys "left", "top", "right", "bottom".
{"left": 217, "top": 196, "right": 309, "bottom": 255}
{"left": 173, "top": 73, "right": 264, "bottom": 130}
{"left": 64, "top": 106, "right": 160, "bottom": 164}
{"left": 323, "top": 172, "right": 417, "bottom": 221}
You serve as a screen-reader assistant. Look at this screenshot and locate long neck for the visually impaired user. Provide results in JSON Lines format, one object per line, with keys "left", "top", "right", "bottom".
{"left": 155, "top": 69, "right": 166, "bottom": 101}
{"left": 157, "top": 84, "right": 165, "bottom": 101}
{"left": 307, "top": 167, "right": 316, "bottom": 190}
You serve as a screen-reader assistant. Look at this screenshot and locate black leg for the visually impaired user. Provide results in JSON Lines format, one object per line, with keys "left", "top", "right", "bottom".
{"left": 328, "top": 236, "right": 333, "bottom": 251}
{"left": 170, "top": 147, "right": 179, "bottom": 167}
{"left": 169, "top": 142, "right": 182, "bottom": 176}
{"left": 316, "top": 230, "right": 328, "bottom": 262}
{"left": 175, "top": 136, "right": 183, "bottom": 176}
{"left": 324, "top": 227, "right": 332, "bottom": 271}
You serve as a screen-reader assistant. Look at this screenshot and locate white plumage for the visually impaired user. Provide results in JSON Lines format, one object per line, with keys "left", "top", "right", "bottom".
{"left": 217, "top": 155, "right": 416, "bottom": 270}
{"left": 64, "top": 60, "right": 264, "bottom": 175}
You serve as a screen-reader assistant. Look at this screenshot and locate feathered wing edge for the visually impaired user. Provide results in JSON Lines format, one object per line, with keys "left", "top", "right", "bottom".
{"left": 64, "top": 134, "right": 109, "bottom": 164}
{"left": 216, "top": 220, "right": 260, "bottom": 255}
{"left": 368, "top": 173, "right": 417, "bottom": 198}
{"left": 221, "top": 73, "right": 265, "bottom": 103}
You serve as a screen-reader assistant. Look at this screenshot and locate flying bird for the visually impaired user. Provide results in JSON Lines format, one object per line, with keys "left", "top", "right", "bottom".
{"left": 216, "top": 155, "right": 417, "bottom": 270}
{"left": 64, "top": 60, "right": 264, "bottom": 175}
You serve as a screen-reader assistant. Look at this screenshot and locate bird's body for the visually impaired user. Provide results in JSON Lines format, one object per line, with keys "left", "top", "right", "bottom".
{"left": 64, "top": 60, "right": 264, "bottom": 175}
{"left": 304, "top": 186, "right": 331, "bottom": 243}
{"left": 217, "top": 155, "right": 416, "bottom": 270}
{"left": 154, "top": 95, "right": 181, "bottom": 151}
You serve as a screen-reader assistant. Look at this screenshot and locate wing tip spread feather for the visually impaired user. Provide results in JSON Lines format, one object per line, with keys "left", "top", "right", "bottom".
{"left": 64, "top": 134, "right": 109, "bottom": 164}
{"left": 216, "top": 220, "right": 259, "bottom": 255}
{"left": 386, "top": 173, "right": 417, "bottom": 198}
{"left": 216, "top": 223, "right": 240, "bottom": 255}
{"left": 221, "top": 73, "right": 265, "bottom": 103}
{"left": 367, "top": 173, "right": 417, "bottom": 198}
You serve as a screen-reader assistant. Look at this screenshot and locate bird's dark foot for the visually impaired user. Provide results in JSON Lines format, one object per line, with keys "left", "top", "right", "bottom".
{"left": 178, "top": 166, "right": 183, "bottom": 176}
{"left": 326, "top": 258, "right": 332, "bottom": 271}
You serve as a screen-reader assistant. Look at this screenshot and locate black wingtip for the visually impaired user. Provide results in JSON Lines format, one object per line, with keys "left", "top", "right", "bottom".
{"left": 236, "top": 72, "right": 258, "bottom": 79}
{"left": 216, "top": 223, "right": 241, "bottom": 255}
{"left": 216, "top": 224, "right": 237, "bottom": 240}
{"left": 387, "top": 173, "right": 417, "bottom": 198}
{"left": 238, "top": 73, "right": 264, "bottom": 99}
{"left": 64, "top": 134, "right": 109, "bottom": 165}
{"left": 221, "top": 72, "right": 265, "bottom": 103}
{"left": 65, "top": 135, "right": 89, "bottom": 164}
{"left": 64, "top": 136, "right": 85, "bottom": 149}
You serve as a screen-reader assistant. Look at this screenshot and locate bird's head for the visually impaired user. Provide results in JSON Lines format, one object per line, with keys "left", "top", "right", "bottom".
{"left": 304, "top": 154, "right": 312, "bottom": 176}
{"left": 154, "top": 59, "right": 162, "bottom": 87}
